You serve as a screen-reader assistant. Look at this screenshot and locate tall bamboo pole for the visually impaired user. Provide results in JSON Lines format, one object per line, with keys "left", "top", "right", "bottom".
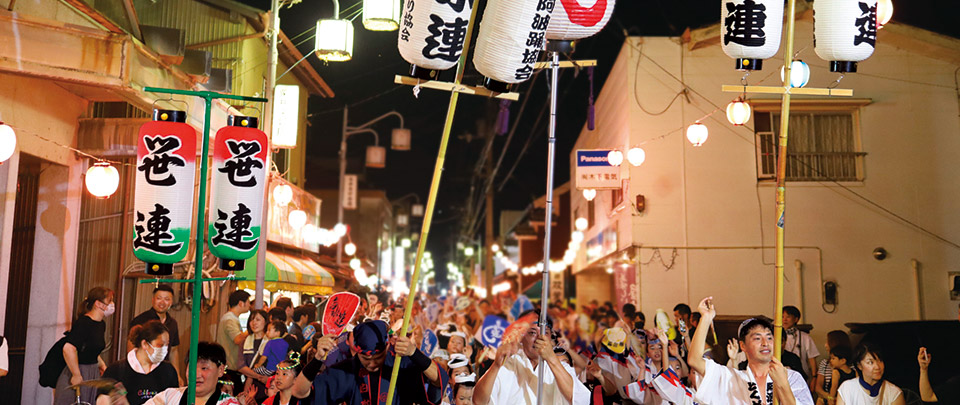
{"left": 774, "top": 0, "right": 799, "bottom": 369}
{"left": 384, "top": 3, "right": 482, "bottom": 404}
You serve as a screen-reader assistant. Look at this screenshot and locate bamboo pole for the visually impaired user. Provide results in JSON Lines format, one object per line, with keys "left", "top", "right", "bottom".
{"left": 774, "top": 0, "right": 799, "bottom": 374}
{"left": 384, "top": 2, "right": 482, "bottom": 404}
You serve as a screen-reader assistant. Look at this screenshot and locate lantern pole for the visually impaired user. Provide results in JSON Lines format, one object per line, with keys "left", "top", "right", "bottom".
{"left": 384, "top": 1, "right": 481, "bottom": 404}
{"left": 143, "top": 87, "right": 267, "bottom": 405}
{"left": 535, "top": 49, "right": 560, "bottom": 405}
{"left": 255, "top": 0, "right": 280, "bottom": 313}
{"left": 773, "top": 0, "right": 799, "bottom": 372}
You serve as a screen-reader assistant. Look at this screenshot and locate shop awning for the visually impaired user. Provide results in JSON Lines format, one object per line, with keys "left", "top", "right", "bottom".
{"left": 523, "top": 280, "right": 542, "bottom": 301}
{"left": 236, "top": 251, "right": 335, "bottom": 295}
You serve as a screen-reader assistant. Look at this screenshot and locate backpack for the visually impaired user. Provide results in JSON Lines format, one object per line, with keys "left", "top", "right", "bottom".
{"left": 38, "top": 331, "right": 70, "bottom": 388}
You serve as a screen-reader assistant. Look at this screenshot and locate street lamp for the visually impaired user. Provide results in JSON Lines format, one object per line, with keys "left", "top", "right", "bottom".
{"left": 338, "top": 107, "right": 409, "bottom": 265}
{"left": 316, "top": 1, "right": 354, "bottom": 62}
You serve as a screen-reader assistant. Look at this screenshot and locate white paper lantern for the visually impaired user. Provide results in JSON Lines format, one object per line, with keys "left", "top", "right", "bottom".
{"left": 85, "top": 162, "right": 120, "bottom": 198}
{"left": 474, "top": 0, "right": 552, "bottom": 91}
{"left": 575, "top": 217, "right": 588, "bottom": 231}
{"left": 273, "top": 184, "right": 293, "bottom": 206}
{"left": 546, "top": 0, "right": 616, "bottom": 41}
{"left": 351, "top": 257, "right": 363, "bottom": 271}
{"left": 0, "top": 123, "right": 16, "bottom": 163}
{"left": 571, "top": 231, "right": 584, "bottom": 243}
{"left": 391, "top": 128, "right": 411, "bottom": 151}
{"left": 721, "top": 0, "right": 784, "bottom": 71}
{"left": 582, "top": 188, "right": 597, "bottom": 201}
{"left": 606, "top": 150, "right": 623, "bottom": 166}
{"left": 627, "top": 147, "right": 646, "bottom": 167}
{"left": 288, "top": 209, "right": 307, "bottom": 230}
{"left": 397, "top": 0, "right": 474, "bottom": 79}
{"left": 726, "top": 98, "right": 752, "bottom": 126}
{"left": 334, "top": 223, "right": 348, "bottom": 237}
{"left": 365, "top": 145, "right": 386, "bottom": 168}
{"left": 877, "top": 0, "right": 893, "bottom": 28}
{"left": 345, "top": 242, "right": 357, "bottom": 256}
{"left": 316, "top": 19, "right": 354, "bottom": 62}
{"left": 814, "top": 0, "right": 878, "bottom": 73}
{"left": 401, "top": 238, "right": 412, "bottom": 248}
{"left": 363, "top": 0, "right": 401, "bottom": 31}
{"left": 686, "top": 123, "right": 709, "bottom": 147}
{"left": 464, "top": 246, "right": 474, "bottom": 257}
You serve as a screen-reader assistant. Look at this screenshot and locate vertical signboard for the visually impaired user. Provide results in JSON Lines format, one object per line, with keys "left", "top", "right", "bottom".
{"left": 343, "top": 174, "right": 358, "bottom": 210}
{"left": 272, "top": 84, "right": 300, "bottom": 149}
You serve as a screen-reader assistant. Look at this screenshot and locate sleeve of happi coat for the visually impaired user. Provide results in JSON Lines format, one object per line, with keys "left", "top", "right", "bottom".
{"left": 788, "top": 369, "right": 815, "bottom": 405}
{"left": 563, "top": 362, "right": 591, "bottom": 405}
{"left": 312, "top": 367, "right": 355, "bottom": 404}
{"left": 652, "top": 367, "right": 697, "bottom": 405}
{"left": 693, "top": 358, "right": 736, "bottom": 404}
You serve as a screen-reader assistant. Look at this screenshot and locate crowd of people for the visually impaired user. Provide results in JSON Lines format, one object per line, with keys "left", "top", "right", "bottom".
{"left": 42, "top": 285, "right": 960, "bottom": 405}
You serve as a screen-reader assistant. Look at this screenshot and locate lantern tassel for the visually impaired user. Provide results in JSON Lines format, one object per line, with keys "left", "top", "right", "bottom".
{"left": 587, "top": 66, "right": 596, "bottom": 131}
{"left": 496, "top": 100, "right": 511, "bottom": 135}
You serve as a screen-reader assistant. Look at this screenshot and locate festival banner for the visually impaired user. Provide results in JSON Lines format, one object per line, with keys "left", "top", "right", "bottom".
{"left": 322, "top": 292, "right": 361, "bottom": 336}
{"left": 133, "top": 111, "right": 197, "bottom": 275}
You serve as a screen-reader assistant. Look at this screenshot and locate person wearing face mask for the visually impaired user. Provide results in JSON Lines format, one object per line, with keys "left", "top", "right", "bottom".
{"left": 129, "top": 285, "right": 182, "bottom": 383}
{"left": 54, "top": 287, "right": 115, "bottom": 405}
{"left": 104, "top": 320, "right": 179, "bottom": 404}
{"left": 144, "top": 342, "right": 240, "bottom": 405}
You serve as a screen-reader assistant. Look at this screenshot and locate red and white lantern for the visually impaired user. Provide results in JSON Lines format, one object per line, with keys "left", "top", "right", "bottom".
{"left": 133, "top": 110, "right": 197, "bottom": 276}
{"left": 397, "top": 0, "right": 474, "bottom": 80}
{"left": 814, "top": 0, "right": 878, "bottom": 73}
{"left": 546, "top": 0, "right": 616, "bottom": 41}
{"left": 721, "top": 0, "right": 784, "bottom": 70}
{"left": 208, "top": 116, "right": 269, "bottom": 271}
{"left": 474, "top": 0, "right": 553, "bottom": 92}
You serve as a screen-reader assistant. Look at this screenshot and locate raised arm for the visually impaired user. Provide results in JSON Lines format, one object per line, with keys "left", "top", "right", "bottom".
{"left": 686, "top": 297, "right": 714, "bottom": 376}
{"left": 918, "top": 347, "right": 937, "bottom": 402}
{"left": 473, "top": 340, "right": 517, "bottom": 405}
{"left": 293, "top": 335, "right": 336, "bottom": 398}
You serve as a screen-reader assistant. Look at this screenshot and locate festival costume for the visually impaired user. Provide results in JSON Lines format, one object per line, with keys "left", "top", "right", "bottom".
{"left": 695, "top": 359, "right": 814, "bottom": 405}
{"left": 836, "top": 378, "right": 902, "bottom": 405}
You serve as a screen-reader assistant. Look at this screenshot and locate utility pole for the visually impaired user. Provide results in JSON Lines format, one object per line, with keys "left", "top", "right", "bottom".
{"left": 254, "top": 0, "right": 280, "bottom": 310}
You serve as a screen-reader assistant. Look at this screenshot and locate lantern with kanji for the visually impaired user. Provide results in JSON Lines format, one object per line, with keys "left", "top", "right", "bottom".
{"left": 474, "top": 0, "right": 553, "bottom": 92}
{"left": 133, "top": 110, "right": 197, "bottom": 276}
{"left": 546, "top": 0, "right": 616, "bottom": 42}
{"left": 208, "top": 116, "right": 269, "bottom": 271}
{"left": 721, "top": 0, "right": 784, "bottom": 71}
{"left": 814, "top": 0, "right": 878, "bottom": 73}
{"left": 396, "top": 0, "right": 475, "bottom": 80}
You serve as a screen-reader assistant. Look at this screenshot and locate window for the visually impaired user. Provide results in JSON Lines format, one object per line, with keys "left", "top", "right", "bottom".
{"left": 611, "top": 187, "right": 623, "bottom": 211}
{"left": 754, "top": 101, "right": 868, "bottom": 182}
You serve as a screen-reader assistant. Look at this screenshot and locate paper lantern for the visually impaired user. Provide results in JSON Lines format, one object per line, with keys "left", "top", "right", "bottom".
{"left": 575, "top": 217, "right": 588, "bottom": 231}
{"left": 334, "top": 223, "right": 348, "bottom": 237}
{"left": 582, "top": 188, "right": 597, "bottom": 201}
{"left": 345, "top": 242, "right": 357, "bottom": 256}
{"left": 546, "top": 0, "right": 616, "bottom": 41}
{"left": 397, "top": 0, "right": 474, "bottom": 80}
{"left": 474, "top": 0, "right": 553, "bottom": 92}
{"left": 363, "top": 0, "right": 400, "bottom": 31}
{"left": 316, "top": 19, "right": 354, "bottom": 62}
{"left": 814, "top": 0, "right": 878, "bottom": 73}
{"left": 571, "top": 231, "right": 584, "bottom": 243}
{"left": 273, "top": 184, "right": 293, "bottom": 206}
{"left": 726, "top": 98, "right": 752, "bottom": 126}
{"left": 780, "top": 60, "right": 811, "bottom": 88}
{"left": 627, "top": 147, "right": 646, "bottom": 167}
{"left": 351, "top": 257, "right": 363, "bottom": 271}
{"left": 464, "top": 246, "right": 474, "bottom": 257}
{"left": 686, "top": 123, "right": 709, "bottom": 147}
{"left": 877, "top": 0, "right": 893, "bottom": 27}
{"left": 134, "top": 110, "right": 197, "bottom": 276}
{"left": 401, "top": 238, "right": 412, "bottom": 248}
{"left": 85, "top": 162, "right": 120, "bottom": 198}
{"left": 721, "top": 0, "right": 784, "bottom": 70}
{"left": 208, "top": 116, "right": 269, "bottom": 270}
{"left": 606, "top": 150, "right": 623, "bottom": 166}
{"left": 365, "top": 145, "right": 386, "bottom": 168}
{"left": 391, "top": 128, "right": 411, "bottom": 151}
{"left": 288, "top": 209, "right": 307, "bottom": 230}
{"left": 0, "top": 122, "right": 16, "bottom": 163}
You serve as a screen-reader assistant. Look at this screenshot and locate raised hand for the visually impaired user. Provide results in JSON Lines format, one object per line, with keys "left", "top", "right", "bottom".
{"left": 697, "top": 296, "right": 716, "bottom": 320}
{"left": 768, "top": 357, "right": 790, "bottom": 388}
{"left": 727, "top": 338, "right": 739, "bottom": 359}
{"left": 314, "top": 335, "right": 336, "bottom": 360}
{"left": 495, "top": 339, "right": 520, "bottom": 367}
{"left": 534, "top": 334, "right": 557, "bottom": 362}
{"left": 918, "top": 347, "right": 931, "bottom": 370}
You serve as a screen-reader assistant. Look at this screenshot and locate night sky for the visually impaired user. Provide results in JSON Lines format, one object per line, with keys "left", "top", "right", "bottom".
{"left": 235, "top": 0, "right": 959, "bottom": 282}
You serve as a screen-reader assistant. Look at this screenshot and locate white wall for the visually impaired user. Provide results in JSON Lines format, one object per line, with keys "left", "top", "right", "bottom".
{"left": 573, "top": 23, "right": 960, "bottom": 348}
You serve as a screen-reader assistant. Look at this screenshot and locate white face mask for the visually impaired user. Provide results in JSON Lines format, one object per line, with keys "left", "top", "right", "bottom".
{"left": 147, "top": 344, "right": 169, "bottom": 364}
{"left": 103, "top": 302, "right": 116, "bottom": 317}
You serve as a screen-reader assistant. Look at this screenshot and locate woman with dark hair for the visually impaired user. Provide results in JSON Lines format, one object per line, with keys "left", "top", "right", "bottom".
{"left": 103, "top": 320, "right": 179, "bottom": 404}
{"left": 836, "top": 341, "right": 904, "bottom": 405}
{"left": 237, "top": 309, "right": 270, "bottom": 401}
{"left": 262, "top": 354, "right": 311, "bottom": 405}
{"left": 55, "top": 287, "right": 115, "bottom": 405}
{"left": 144, "top": 341, "right": 239, "bottom": 404}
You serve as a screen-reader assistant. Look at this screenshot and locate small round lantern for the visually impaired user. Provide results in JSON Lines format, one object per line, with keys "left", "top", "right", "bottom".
{"left": 686, "top": 123, "right": 709, "bottom": 147}
{"left": 575, "top": 217, "right": 588, "bottom": 231}
{"left": 288, "top": 210, "right": 307, "bottom": 230}
{"left": 334, "top": 223, "right": 348, "bottom": 237}
{"left": 273, "top": 184, "right": 293, "bottom": 206}
{"left": 877, "top": 0, "right": 893, "bottom": 28}
{"left": 345, "top": 242, "right": 357, "bottom": 256}
{"left": 583, "top": 189, "right": 597, "bottom": 201}
{"left": 85, "top": 161, "right": 120, "bottom": 198}
{"left": 726, "top": 98, "right": 753, "bottom": 126}
{"left": 607, "top": 150, "right": 624, "bottom": 166}
{"left": 780, "top": 60, "right": 811, "bottom": 88}
{"left": 0, "top": 122, "right": 16, "bottom": 163}
{"left": 627, "top": 147, "right": 646, "bottom": 167}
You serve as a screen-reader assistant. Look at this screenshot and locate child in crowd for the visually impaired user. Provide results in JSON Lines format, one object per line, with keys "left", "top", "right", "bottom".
{"left": 253, "top": 321, "right": 290, "bottom": 376}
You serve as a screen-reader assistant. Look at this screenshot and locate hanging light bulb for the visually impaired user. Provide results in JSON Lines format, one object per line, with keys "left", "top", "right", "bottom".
{"left": 726, "top": 98, "right": 753, "bottom": 126}
{"left": 288, "top": 210, "right": 307, "bottom": 229}
{"left": 607, "top": 150, "right": 624, "bottom": 166}
{"left": 85, "top": 161, "right": 120, "bottom": 198}
{"left": 345, "top": 242, "right": 357, "bottom": 256}
{"left": 605, "top": 267, "right": 614, "bottom": 274}
{"left": 582, "top": 189, "right": 597, "bottom": 201}
{"left": 273, "top": 184, "right": 293, "bottom": 206}
{"left": 571, "top": 231, "right": 584, "bottom": 243}
{"left": 464, "top": 246, "right": 475, "bottom": 257}
{"left": 315, "top": 19, "right": 354, "bottom": 62}
{"left": 0, "top": 122, "right": 16, "bottom": 163}
{"left": 877, "top": 0, "right": 893, "bottom": 28}
{"left": 333, "top": 223, "right": 348, "bottom": 237}
{"left": 401, "top": 238, "right": 411, "bottom": 248}
{"left": 627, "top": 147, "right": 646, "bottom": 167}
{"left": 350, "top": 257, "right": 363, "bottom": 270}
{"left": 491, "top": 244, "right": 500, "bottom": 252}
{"left": 780, "top": 60, "right": 811, "bottom": 88}
{"left": 575, "top": 217, "right": 588, "bottom": 231}
{"left": 686, "top": 123, "right": 709, "bottom": 147}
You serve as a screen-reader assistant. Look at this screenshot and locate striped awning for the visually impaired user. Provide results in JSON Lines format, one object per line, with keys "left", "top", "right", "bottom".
{"left": 236, "top": 251, "right": 335, "bottom": 295}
